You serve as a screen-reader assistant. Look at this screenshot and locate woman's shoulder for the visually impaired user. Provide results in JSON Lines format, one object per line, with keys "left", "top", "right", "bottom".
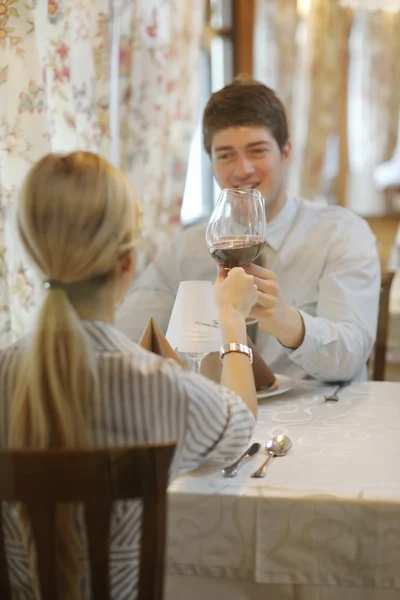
{"left": 100, "top": 343, "right": 182, "bottom": 379}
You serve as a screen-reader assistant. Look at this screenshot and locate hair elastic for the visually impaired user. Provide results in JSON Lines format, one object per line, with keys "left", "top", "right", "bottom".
{"left": 42, "top": 280, "right": 66, "bottom": 291}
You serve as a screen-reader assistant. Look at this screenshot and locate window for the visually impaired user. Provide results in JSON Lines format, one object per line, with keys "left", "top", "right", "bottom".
{"left": 180, "top": 0, "right": 234, "bottom": 226}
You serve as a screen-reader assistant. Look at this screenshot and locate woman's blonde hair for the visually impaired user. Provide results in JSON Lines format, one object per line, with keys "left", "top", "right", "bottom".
{"left": 9, "top": 151, "right": 142, "bottom": 597}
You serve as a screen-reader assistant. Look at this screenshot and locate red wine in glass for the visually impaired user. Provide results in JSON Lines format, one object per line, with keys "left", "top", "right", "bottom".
{"left": 206, "top": 188, "right": 267, "bottom": 268}
{"left": 209, "top": 236, "right": 266, "bottom": 268}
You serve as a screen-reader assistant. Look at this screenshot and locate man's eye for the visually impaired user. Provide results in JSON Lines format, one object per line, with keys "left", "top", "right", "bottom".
{"left": 251, "top": 148, "right": 267, "bottom": 155}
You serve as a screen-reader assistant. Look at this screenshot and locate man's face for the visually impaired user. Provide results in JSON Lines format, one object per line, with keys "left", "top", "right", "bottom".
{"left": 210, "top": 125, "right": 291, "bottom": 210}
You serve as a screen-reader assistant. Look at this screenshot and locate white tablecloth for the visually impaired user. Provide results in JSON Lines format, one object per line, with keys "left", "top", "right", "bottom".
{"left": 165, "top": 380, "right": 400, "bottom": 600}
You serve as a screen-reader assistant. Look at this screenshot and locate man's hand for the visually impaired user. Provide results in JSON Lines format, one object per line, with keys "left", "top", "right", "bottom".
{"left": 244, "top": 264, "right": 305, "bottom": 350}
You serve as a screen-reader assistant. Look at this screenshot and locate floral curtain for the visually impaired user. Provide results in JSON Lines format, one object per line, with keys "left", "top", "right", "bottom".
{"left": 117, "top": 0, "right": 206, "bottom": 242}
{"left": 1, "top": 0, "right": 109, "bottom": 348}
{"left": 0, "top": 0, "right": 205, "bottom": 347}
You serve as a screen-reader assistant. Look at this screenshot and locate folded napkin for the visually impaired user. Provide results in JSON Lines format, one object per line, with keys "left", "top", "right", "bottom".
{"left": 201, "top": 337, "right": 276, "bottom": 391}
{"left": 246, "top": 337, "right": 276, "bottom": 391}
{"left": 139, "top": 318, "right": 184, "bottom": 367}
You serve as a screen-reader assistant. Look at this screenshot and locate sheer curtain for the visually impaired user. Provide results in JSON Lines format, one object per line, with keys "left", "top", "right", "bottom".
{"left": 254, "top": 0, "right": 346, "bottom": 201}
{"left": 0, "top": 0, "right": 205, "bottom": 346}
{"left": 347, "top": 10, "right": 400, "bottom": 214}
{"left": 254, "top": 0, "right": 298, "bottom": 134}
{"left": 254, "top": 0, "right": 400, "bottom": 210}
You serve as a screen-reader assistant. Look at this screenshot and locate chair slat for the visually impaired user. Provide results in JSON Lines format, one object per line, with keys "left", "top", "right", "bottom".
{"left": 137, "top": 446, "right": 172, "bottom": 600}
{"left": 373, "top": 271, "right": 395, "bottom": 381}
{"left": 29, "top": 503, "right": 58, "bottom": 598}
{"left": 139, "top": 494, "right": 167, "bottom": 600}
{"left": 85, "top": 498, "right": 112, "bottom": 600}
{"left": 0, "top": 505, "right": 12, "bottom": 600}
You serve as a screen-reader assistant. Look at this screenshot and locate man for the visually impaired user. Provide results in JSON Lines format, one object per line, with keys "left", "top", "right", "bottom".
{"left": 117, "top": 78, "right": 381, "bottom": 382}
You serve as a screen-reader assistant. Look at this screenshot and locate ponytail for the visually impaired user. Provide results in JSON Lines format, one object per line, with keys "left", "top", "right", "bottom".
{"left": 10, "top": 288, "right": 98, "bottom": 596}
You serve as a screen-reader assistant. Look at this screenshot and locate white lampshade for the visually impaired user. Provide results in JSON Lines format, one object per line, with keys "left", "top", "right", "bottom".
{"left": 166, "top": 281, "right": 222, "bottom": 355}
{"left": 339, "top": 0, "right": 400, "bottom": 11}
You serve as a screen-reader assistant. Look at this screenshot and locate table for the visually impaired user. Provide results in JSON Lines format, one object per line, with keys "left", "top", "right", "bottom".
{"left": 165, "top": 380, "right": 400, "bottom": 600}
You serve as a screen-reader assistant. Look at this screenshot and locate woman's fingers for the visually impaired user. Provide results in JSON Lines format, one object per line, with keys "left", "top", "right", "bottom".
{"left": 215, "top": 264, "right": 228, "bottom": 283}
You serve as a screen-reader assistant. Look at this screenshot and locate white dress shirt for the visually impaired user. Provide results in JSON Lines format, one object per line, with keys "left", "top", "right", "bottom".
{"left": 117, "top": 197, "right": 381, "bottom": 382}
{"left": 0, "top": 321, "right": 254, "bottom": 599}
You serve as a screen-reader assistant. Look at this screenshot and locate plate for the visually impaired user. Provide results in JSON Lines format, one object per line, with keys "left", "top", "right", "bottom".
{"left": 257, "top": 374, "right": 295, "bottom": 400}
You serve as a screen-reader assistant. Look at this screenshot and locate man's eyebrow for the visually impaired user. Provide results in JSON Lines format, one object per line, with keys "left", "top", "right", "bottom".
{"left": 213, "top": 145, "right": 234, "bottom": 153}
{"left": 213, "top": 141, "right": 272, "bottom": 153}
{"left": 246, "top": 141, "right": 271, "bottom": 148}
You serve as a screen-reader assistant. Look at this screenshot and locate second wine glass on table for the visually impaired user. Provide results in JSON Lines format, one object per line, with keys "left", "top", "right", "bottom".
{"left": 205, "top": 188, "right": 267, "bottom": 269}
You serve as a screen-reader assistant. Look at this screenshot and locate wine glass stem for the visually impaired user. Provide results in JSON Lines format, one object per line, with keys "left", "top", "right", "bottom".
{"left": 191, "top": 358, "right": 202, "bottom": 373}
{"left": 186, "top": 353, "right": 207, "bottom": 373}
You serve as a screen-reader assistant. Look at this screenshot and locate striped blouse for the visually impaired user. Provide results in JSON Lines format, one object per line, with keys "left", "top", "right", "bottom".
{"left": 0, "top": 320, "right": 254, "bottom": 599}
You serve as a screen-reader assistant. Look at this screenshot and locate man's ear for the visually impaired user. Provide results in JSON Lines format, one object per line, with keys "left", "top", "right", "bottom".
{"left": 282, "top": 140, "right": 292, "bottom": 162}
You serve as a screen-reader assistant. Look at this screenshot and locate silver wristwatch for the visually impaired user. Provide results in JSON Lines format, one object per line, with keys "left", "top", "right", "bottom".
{"left": 220, "top": 343, "right": 253, "bottom": 364}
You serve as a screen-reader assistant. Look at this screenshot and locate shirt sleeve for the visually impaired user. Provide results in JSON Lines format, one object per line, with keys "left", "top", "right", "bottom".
{"left": 286, "top": 217, "right": 381, "bottom": 382}
{"left": 122, "top": 350, "right": 255, "bottom": 480}
{"left": 172, "top": 369, "right": 255, "bottom": 476}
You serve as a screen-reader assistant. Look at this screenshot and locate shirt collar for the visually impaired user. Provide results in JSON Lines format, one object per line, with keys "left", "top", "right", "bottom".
{"left": 267, "top": 196, "right": 298, "bottom": 252}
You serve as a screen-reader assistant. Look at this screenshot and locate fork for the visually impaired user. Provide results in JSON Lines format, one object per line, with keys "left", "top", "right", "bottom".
{"left": 324, "top": 382, "right": 348, "bottom": 402}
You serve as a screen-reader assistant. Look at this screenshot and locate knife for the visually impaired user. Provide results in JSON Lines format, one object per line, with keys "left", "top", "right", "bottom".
{"left": 221, "top": 442, "right": 261, "bottom": 478}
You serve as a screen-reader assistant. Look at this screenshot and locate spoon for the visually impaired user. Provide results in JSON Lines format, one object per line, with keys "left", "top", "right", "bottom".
{"left": 251, "top": 435, "right": 292, "bottom": 478}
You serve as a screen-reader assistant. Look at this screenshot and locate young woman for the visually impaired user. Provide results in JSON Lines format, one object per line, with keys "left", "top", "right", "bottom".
{"left": 0, "top": 151, "right": 258, "bottom": 599}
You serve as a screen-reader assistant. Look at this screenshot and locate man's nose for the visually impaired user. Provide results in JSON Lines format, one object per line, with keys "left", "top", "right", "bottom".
{"left": 233, "top": 155, "right": 255, "bottom": 179}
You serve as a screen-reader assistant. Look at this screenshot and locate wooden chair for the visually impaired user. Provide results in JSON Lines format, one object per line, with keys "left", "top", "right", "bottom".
{"left": 0, "top": 443, "right": 176, "bottom": 600}
{"left": 383, "top": 187, "right": 400, "bottom": 215}
{"left": 370, "top": 271, "right": 396, "bottom": 381}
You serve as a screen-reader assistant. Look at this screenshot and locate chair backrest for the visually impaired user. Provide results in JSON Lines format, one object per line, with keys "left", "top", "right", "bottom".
{"left": 365, "top": 214, "right": 399, "bottom": 269}
{"left": 371, "top": 270, "right": 396, "bottom": 381}
{"left": 0, "top": 443, "right": 176, "bottom": 600}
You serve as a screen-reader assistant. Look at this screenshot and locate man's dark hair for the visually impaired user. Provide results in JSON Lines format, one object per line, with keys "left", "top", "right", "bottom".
{"left": 202, "top": 76, "right": 289, "bottom": 155}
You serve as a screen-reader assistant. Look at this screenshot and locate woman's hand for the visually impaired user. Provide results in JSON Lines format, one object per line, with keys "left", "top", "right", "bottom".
{"left": 214, "top": 267, "right": 258, "bottom": 419}
{"left": 214, "top": 266, "right": 258, "bottom": 321}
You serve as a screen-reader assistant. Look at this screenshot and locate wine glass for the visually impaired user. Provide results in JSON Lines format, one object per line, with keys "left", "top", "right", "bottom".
{"left": 205, "top": 188, "right": 267, "bottom": 268}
